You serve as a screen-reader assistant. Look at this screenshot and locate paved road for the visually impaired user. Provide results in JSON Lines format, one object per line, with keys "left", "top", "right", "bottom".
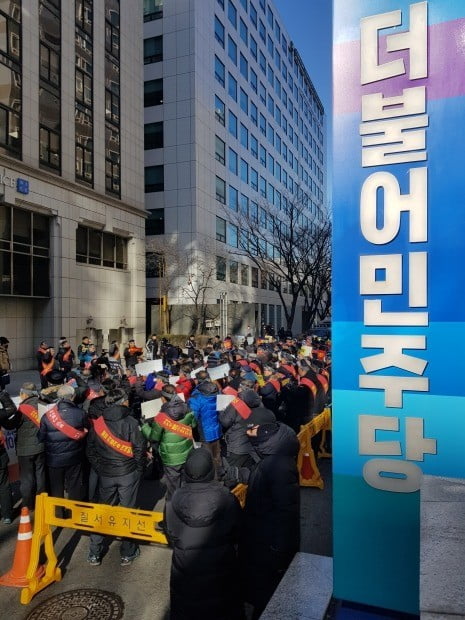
{"left": 0, "top": 371, "right": 333, "bottom": 619}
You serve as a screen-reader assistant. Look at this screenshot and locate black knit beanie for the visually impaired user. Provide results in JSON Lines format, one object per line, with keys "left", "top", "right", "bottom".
{"left": 184, "top": 448, "right": 215, "bottom": 483}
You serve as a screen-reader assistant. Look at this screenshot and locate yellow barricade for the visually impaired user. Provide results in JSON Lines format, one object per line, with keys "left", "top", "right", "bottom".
{"left": 297, "top": 408, "right": 332, "bottom": 489}
{"left": 21, "top": 493, "right": 166, "bottom": 605}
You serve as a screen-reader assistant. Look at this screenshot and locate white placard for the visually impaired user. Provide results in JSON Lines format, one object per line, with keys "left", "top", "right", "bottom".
{"left": 182, "top": 348, "right": 189, "bottom": 355}
{"left": 216, "top": 394, "right": 235, "bottom": 410}
{"left": 208, "top": 363, "right": 230, "bottom": 381}
{"left": 168, "top": 376, "right": 179, "bottom": 386}
{"left": 38, "top": 402, "right": 56, "bottom": 419}
{"left": 176, "top": 392, "right": 186, "bottom": 402}
{"left": 135, "top": 359, "right": 163, "bottom": 376}
{"left": 191, "top": 366, "right": 206, "bottom": 378}
{"left": 141, "top": 398, "right": 162, "bottom": 419}
{"left": 300, "top": 345, "right": 312, "bottom": 357}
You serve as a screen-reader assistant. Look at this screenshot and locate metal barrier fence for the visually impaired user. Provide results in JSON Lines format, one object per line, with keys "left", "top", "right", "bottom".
{"left": 19, "top": 408, "right": 331, "bottom": 604}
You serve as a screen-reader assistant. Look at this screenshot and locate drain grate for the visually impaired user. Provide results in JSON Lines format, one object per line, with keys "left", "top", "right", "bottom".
{"left": 25, "top": 589, "right": 124, "bottom": 620}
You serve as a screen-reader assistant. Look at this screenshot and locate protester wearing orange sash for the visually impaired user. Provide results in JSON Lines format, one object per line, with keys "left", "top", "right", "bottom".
{"left": 86, "top": 388, "right": 146, "bottom": 566}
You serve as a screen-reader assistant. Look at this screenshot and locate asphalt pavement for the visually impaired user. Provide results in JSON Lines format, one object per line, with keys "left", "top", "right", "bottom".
{"left": 0, "top": 370, "right": 333, "bottom": 619}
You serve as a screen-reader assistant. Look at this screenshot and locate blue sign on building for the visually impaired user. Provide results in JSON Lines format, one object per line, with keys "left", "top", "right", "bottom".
{"left": 16, "top": 178, "right": 29, "bottom": 194}
{"left": 333, "top": 0, "right": 465, "bottom": 613}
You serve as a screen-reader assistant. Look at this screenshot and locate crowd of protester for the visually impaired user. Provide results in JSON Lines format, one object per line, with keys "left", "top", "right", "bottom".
{"left": 0, "top": 329, "right": 331, "bottom": 619}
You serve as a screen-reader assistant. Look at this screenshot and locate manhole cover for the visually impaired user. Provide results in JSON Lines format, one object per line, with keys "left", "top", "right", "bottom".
{"left": 25, "top": 589, "right": 124, "bottom": 620}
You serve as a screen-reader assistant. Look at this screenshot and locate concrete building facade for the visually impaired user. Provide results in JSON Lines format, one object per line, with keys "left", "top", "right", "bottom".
{"left": 0, "top": 0, "right": 146, "bottom": 369}
{"left": 144, "top": 0, "right": 326, "bottom": 337}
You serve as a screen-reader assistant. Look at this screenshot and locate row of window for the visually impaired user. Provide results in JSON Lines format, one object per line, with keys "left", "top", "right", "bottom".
{"left": 0, "top": 204, "right": 50, "bottom": 298}
{"left": 216, "top": 0, "right": 323, "bottom": 128}
{"left": 216, "top": 256, "right": 257, "bottom": 287}
{"left": 76, "top": 225, "right": 128, "bottom": 269}
{"left": 215, "top": 117, "right": 323, "bottom": 207}
{"left": 104, "top": 0, "right": 121, "bottom": 197}
{"left": 214, "top": 48, "right": 324, "bottom": 177}
{"left": 75, "top": 1, "right": 94, "bottom": 186}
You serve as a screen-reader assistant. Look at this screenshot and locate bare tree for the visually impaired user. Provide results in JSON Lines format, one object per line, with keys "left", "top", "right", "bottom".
{"left": 228, "top": 195, "right": 331, "bottom": 331}
{"left": 180, "top": 255, "right": 218, "bottom": 334}
{"left": 146, "top": 239, "right": 219, "bottom": 335}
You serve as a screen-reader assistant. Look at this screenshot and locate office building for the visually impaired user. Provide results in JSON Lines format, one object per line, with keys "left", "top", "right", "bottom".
{"left": 0, "top": 0, "right": 146, "bottom": 369}
{"left": 144, "top": 0, "right": 326, "bottom": 336}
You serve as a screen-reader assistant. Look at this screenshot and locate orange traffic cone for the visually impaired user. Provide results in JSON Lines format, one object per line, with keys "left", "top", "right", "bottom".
{"left": 301, "top": 452, "right": 314, "bottom": 480}
{"left": 0, "top": 507, "right": 44, "bottom": 588}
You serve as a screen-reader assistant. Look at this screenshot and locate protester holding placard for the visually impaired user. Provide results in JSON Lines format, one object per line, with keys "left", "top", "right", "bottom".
{"left": 188, "top": 371, "right": 221, "bottom": 469}
{"left": 141, "top": 384, "right": 196, "bottom": 502}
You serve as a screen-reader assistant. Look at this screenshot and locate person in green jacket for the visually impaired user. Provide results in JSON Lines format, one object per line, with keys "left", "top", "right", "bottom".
{"left": 141, "top": 384, "right": 197, "bottom": 501}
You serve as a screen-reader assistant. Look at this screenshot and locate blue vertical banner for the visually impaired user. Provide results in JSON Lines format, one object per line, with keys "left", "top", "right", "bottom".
{"left": 333, "top": 1, "right": 465, "bottom": 614}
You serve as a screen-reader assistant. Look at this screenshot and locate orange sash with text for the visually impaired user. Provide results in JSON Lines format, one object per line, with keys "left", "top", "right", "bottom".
{"left": 93, "top": 416, "right": 134, "bottom": 457}
{"left": 155, "top": 412, "right": 193, "bottom": 439}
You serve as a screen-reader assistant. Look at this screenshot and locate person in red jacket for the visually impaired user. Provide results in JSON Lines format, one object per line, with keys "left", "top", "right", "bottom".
{"left": 175, "top": 365, "right": 195, "bottom": 400}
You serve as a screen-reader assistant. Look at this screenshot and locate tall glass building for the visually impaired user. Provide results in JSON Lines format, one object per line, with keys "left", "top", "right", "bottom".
{"left": 144, "top": 0, "right": 326, "bottom": 336}
{"left": 0, "top": 0, "right": 146, "bottom": 369}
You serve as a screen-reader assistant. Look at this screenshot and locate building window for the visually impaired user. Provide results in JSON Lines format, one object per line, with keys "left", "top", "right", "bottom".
{"left": 215, "top": 55, "right": 225, "bottom": 86}
{"left": 229, "top": 260, "right": 238, "bottom": 283}
{"left": 240, "top": 88, "right": 248, "bottom": 113}
{"left": 105, "top": 123, "right": 120, "bottom": 195}
{"left": 144, "top": 122, "right": 163, "bottom": 149}
{"left": 228, "top": 73, "right": 237, "bottom": 101}
{"left": 240, "top": 18, "right": 248, "bottom": 44}
{"left": 214, "top": 15, "right": 225, "bottom": 47}
{"left": 215, "top": 135, "right": 225, "bottom": 164}
{"left": 0, "top": 62, "right": 21, "bottom": 158}
{"left": 227, "top": 222, "right": 238, "bottom": 247}
{"left": 228, "top": 110, "right": 237, "bottom": 137}
{"left": 144, "top": 78, "right": 163, "bottom": 106}
{"left": 39, "top": 122, "right": 60, "bottom": 170}
{"left": 240, "top": 123, "right": 248, "bottom": 148}
{"left": 144, "top": 0, "right": 163, "bottom": 21}
{"left": 105, "top": 13, "right": 120, "bottom": 58}
{"left": 76, "top": 225, "right": 128, "bottom": 269}
{"left": 250, "top": 167, "right": 258, "bottom": 191}
{"left": 145, "top": 166, "right": 164, "bottom": 192}
{"left": 216, "top": 176, "right": 226, "bottom": 203}
{"left": 215, "top": 95, "right": 225, "bottom": 125}
{"left": 250, "top": 102, "right": 258, "bottom": 125}
{"left": 216, "top": 256, "right": 226, "bottom": 281}
{"left": 146, "top": 251, "right": 165, "bottom": 277}
{"left": 260, "top": 271, "right": 267, "bottom": 289}
{"left": 228, "top": 35, "right": 237, "bottom": 64}
{"left": 251, "top": 266, "right": 259, "bottom": 287}
{"left": 228, "top": 185, "right": 238, "bottom": 211}
{"left": 0, "top": 205, "right": 51, "bottom": 297}
{"left": 228, "top": 0, "right": 237, "bottom": 28}
{"left": 229, "top": 148, "right": 238, "bottom": 175}
{"left": 144, "top": 36, "right": 162, "bottom": 64}
{"left": 216, "top": 216, "right": 226, "bottom": 242}
{"left": 250, "top": 68, "right": 257, "bottom": 92}
{"left": 240, "top": 53, "right": 248, "bottom": 79}
{"left": 241, "top": 264, "right": 249, "bottom": 286}
{"left": 75, "top": 110, "right": 93, "bottom": 184}
{"left": 240, "top": 159, "right": 248, "bottom": 183}
{"left": 146, "top": 209, "right": 165, "bottom": 235}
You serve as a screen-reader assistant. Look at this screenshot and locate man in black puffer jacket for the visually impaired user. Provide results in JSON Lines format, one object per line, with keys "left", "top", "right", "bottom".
{"left": 166, "top": 448, "right": 243, "bottom": 620}
{"left": 239, "top": 407, "right": 300, "bottom": 619}
{"left": 38, "top": 384, "right": 88, "bottom": 501}
{"left": 86, "top": 388, "right": 146, "bottom": 566}
{"left": 219, "top": 385, "right": 262, "bottom": 469}
{"left": 0, "top": 389, "right": 20, "bottom": 523}
{"left": 16, "top": 382, "right": 46, "bottom": 510}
